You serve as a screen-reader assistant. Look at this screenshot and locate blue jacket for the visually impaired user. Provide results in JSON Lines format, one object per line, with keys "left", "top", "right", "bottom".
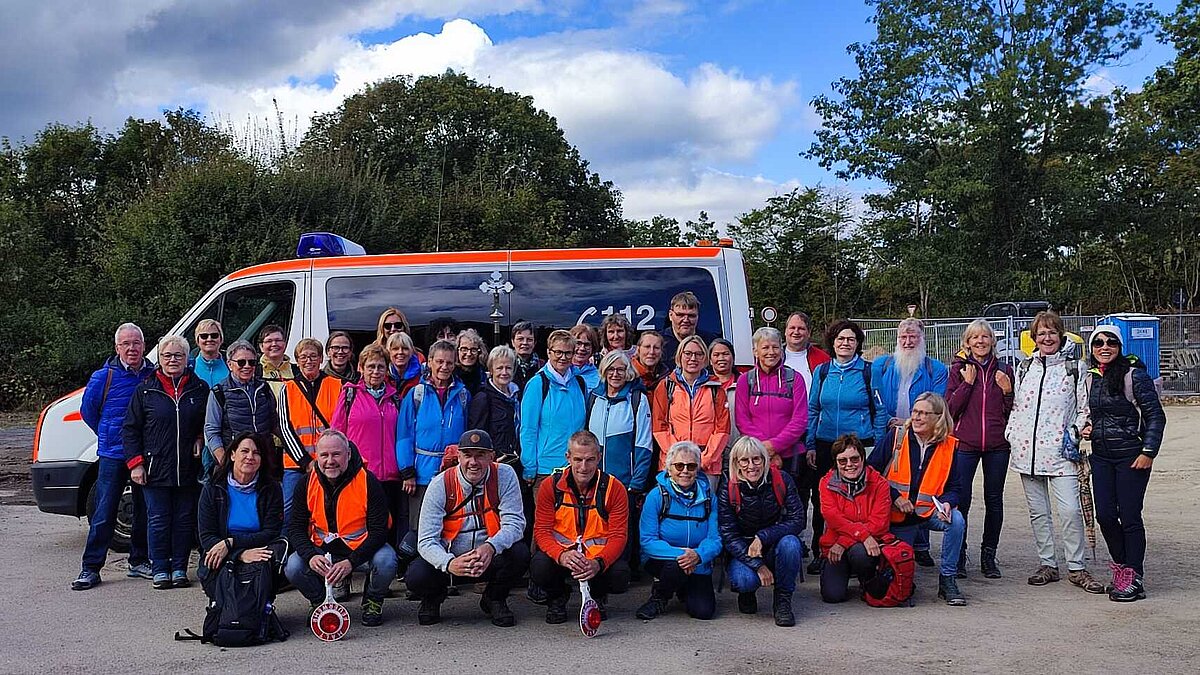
{"left": 585, "top": 382, "right": 652, "bottom": 492}
{"left": 190, "top": 354, "right": 230, "bottom": 390}
{"left": 871, "top": 355, "right": 948, "bottom": 441}
{"left": 640, "top": 471, "right": 722, "bottom": 574}
{"left": 80, "top": 356, "right": 155, "bottom": 460}
{"left": 519, "top": 365, "right": 588, "bottom": 481}
{"left": 572, "top": 363, "right": 601, "bottom": 392}
{"left": 807, "top": 356, "right": 878, "bottom": 448}
{"left": 395, "top": 377, "right": 470, "bottom": 486}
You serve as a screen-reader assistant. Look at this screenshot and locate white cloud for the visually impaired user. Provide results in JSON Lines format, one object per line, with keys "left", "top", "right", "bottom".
{"left": 620, "top": 170, "right": 803, "bottom": 225}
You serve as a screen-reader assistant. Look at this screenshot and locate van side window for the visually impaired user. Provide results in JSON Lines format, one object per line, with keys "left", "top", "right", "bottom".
{"left": 186, "top": 282, "right": 296, "bottom": 346}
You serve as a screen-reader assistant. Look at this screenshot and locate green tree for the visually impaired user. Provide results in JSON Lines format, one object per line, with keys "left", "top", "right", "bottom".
{"left": 809, "top": 0, "right": 1151, "bottom": 314}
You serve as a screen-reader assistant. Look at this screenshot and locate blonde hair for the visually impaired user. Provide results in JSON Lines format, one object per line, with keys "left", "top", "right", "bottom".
{"left": 675, "top": 335, "right": 710, "bottom": 368}
{"left": 910, "top": 392, "right": 953, "bottom": 444}
{"left": 294, "top": 338, "right": 323, "bottom": 360}
{"left": 194, "top": 319, "right": 222, "bottom": 340}
{"left": 727, "top": 436, "right": 770, "bottom": 481}
{"left": 960, "top": 319, "right": 997, "bottom": 356}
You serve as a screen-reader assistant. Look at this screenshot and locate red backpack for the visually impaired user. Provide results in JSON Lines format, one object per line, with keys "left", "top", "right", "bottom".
{"left": 863, "top": 535, "right": 915, "bottom": 607}
{"left": 727, "top": 467, "right": 787, "bottom": 513}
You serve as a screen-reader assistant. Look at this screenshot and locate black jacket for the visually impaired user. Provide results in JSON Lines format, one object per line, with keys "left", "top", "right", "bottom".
{"left": 197, "top": 476, "right": 284, "bottom": 553}
{"left": 123, "top": 370, "right": 209, "bottom": 487}
{"left": 467, "top": 381, "right": 520, "bottom": 466}
{"left": 456, "top": 363, "right": 486, "bottom": 396}
{"left": 1087, "top": 358, "right": 1167, "bottom": 460}
{"left": 286, "top": 450, "right": 389, "bottom": 568}
{"left": 717, "top": 469, "right": 806, "bottom": 569}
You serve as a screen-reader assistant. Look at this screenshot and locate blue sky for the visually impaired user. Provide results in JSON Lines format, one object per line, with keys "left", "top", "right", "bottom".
{"left": 0, "top": 0, "right": 1180, "bottom": 225}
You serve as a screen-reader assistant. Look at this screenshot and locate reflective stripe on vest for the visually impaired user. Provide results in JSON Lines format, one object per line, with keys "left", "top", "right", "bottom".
{"left": 283, "top": 376, "right": 342, "bottom": 470}
{"left": 883, "top": 429, "right": 957, "bottom": 524}
{"left": 307, "top": 468, "right": 372, "bottom": 550}
{"left": 550, "top": 469, "right": 614, "bottom": 558}
{"left": 441, "top": 465, "right": 502, "bottom": 547}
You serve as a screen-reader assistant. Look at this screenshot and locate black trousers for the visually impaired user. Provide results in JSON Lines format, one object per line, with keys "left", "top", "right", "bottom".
{"left": 529, "top": 549, "right": 630, "bottom": 601}
{"left": 644, "top": 559, "right": 715, "bottom": 620}
{"left": 808, "top": 440, "right": 836, "bottom": 553}
{"left": 406, "top": 541, "right": 530, "bottom": 601}
{"left": 819, "top": 542, "right": 878, "bottom": 604}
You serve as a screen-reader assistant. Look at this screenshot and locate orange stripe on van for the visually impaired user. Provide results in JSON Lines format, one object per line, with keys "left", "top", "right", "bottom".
{"left": 226, "top": 259, "right": 311, "bottom": 281}
{"left": 63, "top": 411, "right": 82, "bottom": 422}
{"left": 510, "top": 247, "right": 721, "bottom": 262}
{"left": 311, "top": 251, "right": 508, "bottom": 270}
{"left": 33, "top": 386, "right": 84, "bottom": 463}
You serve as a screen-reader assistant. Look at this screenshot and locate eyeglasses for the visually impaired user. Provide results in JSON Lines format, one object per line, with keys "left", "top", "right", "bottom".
{"left": 681, "top": 351, "right": 706, "bottom": 360}
{"left": 261, "top": 338, "right": 285, "bottom": 345}
{"left": 297, "top": 353, "right": 321, "bottom": 362}
{"left": 1035, "top": 331, "right": 1059, "bottom": 338}
{"left": 197, "top": 333, "right": 220, "bottom": 340}
{"left": 671, "top": 462, "right": 698, "bottom": 472}
{"left": 116, "top": 341, "right": 143, "bottom": 349}
{"left": 834, "top": 335, "right": 858, "bottom": 343}
{"left": 1091, "top": 338, "right": 1120, "bottom": 348}
{"left": 736, "top": 456, "right": 764, "bottom": 466}
{"left": 548, "top": 348, "right": 571, "bottom": 358}
{"left": 328, "top": 345, "right": 351, "bottom": 352}
{"left": 911, "top": 409, "right": 936, "bottom": 418}
{"left": 836, "top": 456, "right": 862, "bottom": 466}
{"left": 232, "top": 358, "right": 256, "bottom": 368}
{"left": 383, "top": 322, "right": 404, "bottom": 330}
{"left": 458, "top": 347, "right": 481, "bottom": 355}
{"left": 671, "top": 310, "right": 699, "bottom": 320}
{"left": 159, "top": 352, "right": 186, "bottom": 361}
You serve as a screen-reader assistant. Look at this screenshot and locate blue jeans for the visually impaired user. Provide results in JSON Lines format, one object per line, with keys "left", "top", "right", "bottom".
{"left": 81, "top": 457, "right": 148, "bottom": 571}
{"left": 143, "top": 485, "right": 197, "bottom": 576}
{"left": 285, "top": 545, "right": 399, "bottom": 603}
{"left": 892, "top": 509, "right": 966, "bottom": 578}
{"left": 727, "top": 534, "right": 803, "bottom": 595}
{"left": 282, "top": 469, "right": 305, "bottom": 525}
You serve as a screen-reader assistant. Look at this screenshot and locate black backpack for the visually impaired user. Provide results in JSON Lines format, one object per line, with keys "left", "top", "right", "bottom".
{"left": 176, "top": 559, "right": 289, "bottom": 647}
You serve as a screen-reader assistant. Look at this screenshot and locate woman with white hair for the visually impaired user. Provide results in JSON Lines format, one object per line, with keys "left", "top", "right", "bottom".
{"left": 455, "top": 328, "right": 488, "bottom": 396}
{"left": 636, "top": 441, "right": 721, "bottom": 620}
{"left": 123, "top": 334, "right": 210, "bottom": 590}
{"left": 735, "top": 327, "right": 809, "bottom": 479}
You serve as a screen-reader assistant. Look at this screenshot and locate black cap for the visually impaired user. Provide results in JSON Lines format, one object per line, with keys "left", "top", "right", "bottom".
{"left": 458, "top": 429, "right": 493, "bottom": 452}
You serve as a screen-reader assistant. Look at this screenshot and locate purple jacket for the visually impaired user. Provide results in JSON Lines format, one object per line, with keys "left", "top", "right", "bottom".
{"left": 735, "top": 365, "right": 808, "bottom": 458}
{"left": 945, "top": 352, "right": 1014, "bottom": 452}
{"left": 332, "top": 380, "right": 401, "bottom": 482}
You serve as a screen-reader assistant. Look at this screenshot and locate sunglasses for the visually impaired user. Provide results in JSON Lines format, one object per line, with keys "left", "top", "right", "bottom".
{"left": 197, "top": 333, "right": 220, "bottom": 340}
{"left": 383, "top": 322, "right": 404, "bottom": 330}
{"left": 836, "top": 456, "right": 862, "bottom": 466}
{"left": 671, "top": 462, "right": 698, "bottom": 472}
{"left": 232, "top": 358, "right": 256, "bottom": 368}
{"left": 1091, "top": 338, "right": 1120, "bottom": 348}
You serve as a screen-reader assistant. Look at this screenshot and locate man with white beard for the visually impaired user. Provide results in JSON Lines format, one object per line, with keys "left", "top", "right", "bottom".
{"left": 870, "top": 318, "right": 949, "bottom": 567}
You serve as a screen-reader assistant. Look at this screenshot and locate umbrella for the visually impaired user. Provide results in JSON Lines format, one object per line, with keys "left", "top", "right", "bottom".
{"left": 1077, "top": 441, "right": 1097, "bottom": 560}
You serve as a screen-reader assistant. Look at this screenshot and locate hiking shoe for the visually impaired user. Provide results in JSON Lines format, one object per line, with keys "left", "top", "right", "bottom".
{"left": 333, "top": 577, "right": 351, "bottom": 602}
{"left": 914, "top": 550, "right": 935, "bottom": 567}
{"left": 806, "top": 558, "right": 823, "bottom": 576}
{"left": 1068, "top": 569, "right": 1106, "bottom": 594}
{"left": 980, "top": 547, "right": 1002, "bottom": 579}
{"left": 480, "top": 596, "right": 515, "bottom": 627}
{"left": 737, "top": 592, "right": 758, "bottom": 615}
{"left": 126, "top": 562, "right": 153, "bottom": 580}
{"left": 635, "top": 596, "right": 667, "bottom": 620}
{"left": 152, "top": 573, "right": 173, "bottom": 590}
{"left": 171, "top": 570, "right": 190, "bottom": 588}
{"left": 956, "top": 549, "right": 968, "bottom": 579}
{"left": 417, "top": 597, "right": 442, "bottom": 625}
{"left": 772, "top": 591, "right": 795, "bottom": 627}
{"left": 938, "top": 575, "right": 967, "bottom": 606}
{"left": 1027, "top": 565, "right": 1060, "bottom": 586}
{"left": 71, "top": 569, "right": 101, "bottom": 591}
{"left": 594, "top": 594, "right": 609, "bottom": 621}
{"left": 545, "top": 597, "right": 568, "bottom": 624}
{"left": 526, "top": 583, "right": 548, "bottom": 605}
{"left": 361, "top": 597, "right": 384, "bottom": 627}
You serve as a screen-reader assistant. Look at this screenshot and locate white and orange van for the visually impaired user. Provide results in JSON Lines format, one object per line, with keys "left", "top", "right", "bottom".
{"left": 32, "top": 234, "right": 753, "bottom": 547}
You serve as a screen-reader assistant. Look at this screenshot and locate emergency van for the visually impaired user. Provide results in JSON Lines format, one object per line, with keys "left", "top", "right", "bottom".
{"left": 31, "top": 235, "right": 753, "bottom": 548}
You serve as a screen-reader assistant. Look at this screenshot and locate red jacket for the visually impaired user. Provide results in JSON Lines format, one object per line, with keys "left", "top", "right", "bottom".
{"left": 818, "top": 465, "right": 892, "bottom": 553}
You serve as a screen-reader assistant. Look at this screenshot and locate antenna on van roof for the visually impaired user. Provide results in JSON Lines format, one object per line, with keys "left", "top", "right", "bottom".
{"left": 297, "top": 233, "right": 367, "bottom": 258}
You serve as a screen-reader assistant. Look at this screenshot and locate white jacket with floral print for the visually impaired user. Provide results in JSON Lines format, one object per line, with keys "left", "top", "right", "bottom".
{"left": 1004, "top": 351, "right": 1086, "bottom": 477}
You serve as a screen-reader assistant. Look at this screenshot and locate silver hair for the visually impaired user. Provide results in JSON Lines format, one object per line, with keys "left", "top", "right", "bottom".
{"left": 386, "top": 331, "right": 415, "bottom": 352}
{"left": 114, "top": 322, "right": 144, "bottom": 344}
{"left": 665, "top": 440, "right": 702, "bottom": 467}
{"left": 598, "top": 349, "right": 636, "bottom": 383}
{"left": 316, "top": 428, "right": 351, "bottom": 451}
{"left": 486, "top": 345, "right": 517, "bottom": 371}
{"left": 457, "top": 328, "right": 487, "bottom": 352}
{"left": 157, "top": 334, "right": 189, "bottom": 355}
{"left": 727, "top": 436, "right": 771, "bottom": 480}
{"left": 225, "top": 339, "right": 257, "bottom": 361}
{"left": 752, "top": 326, "right": 782, "bottom": 349}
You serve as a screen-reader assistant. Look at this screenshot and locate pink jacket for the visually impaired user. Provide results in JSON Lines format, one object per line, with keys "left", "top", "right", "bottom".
{"left": 735, "top": 365, "right": 808, "bottom": 458}
{"left": 332, "top": 380, "right": 401, "bottom": 482}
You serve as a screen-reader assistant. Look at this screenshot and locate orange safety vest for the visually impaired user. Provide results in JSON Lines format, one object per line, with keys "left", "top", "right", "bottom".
{"left": 441, "top": 464, "right": 502, "bottom": 547}
{"left": 282, "top": 375, "right": 342, "bottom": 470}
{"left": 549, "top": 468, "right": 617, "bottom": 558}
{"left": 307, "top": 467, "right": 371, "bottom": 550}
{"left": 883, "top": 429, "right": 958, "bottom": 523}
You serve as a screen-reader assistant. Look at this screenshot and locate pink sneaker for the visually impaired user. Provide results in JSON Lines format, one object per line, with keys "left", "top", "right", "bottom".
{"left": 1109, "top": 562, "right": 1135, "bottom": 594}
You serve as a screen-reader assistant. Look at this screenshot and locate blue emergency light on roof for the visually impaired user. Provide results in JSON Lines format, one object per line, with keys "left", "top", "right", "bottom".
{"left": 296, "top": 232, "right": 367, "bottom": 258}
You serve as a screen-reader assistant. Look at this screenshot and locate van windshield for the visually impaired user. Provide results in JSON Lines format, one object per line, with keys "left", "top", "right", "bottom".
{"left": 325, "top": 267, "right": 722, "bottom": 351}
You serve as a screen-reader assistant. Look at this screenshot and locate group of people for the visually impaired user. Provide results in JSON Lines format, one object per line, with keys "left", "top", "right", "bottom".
{"left": 71, "top": 296, "right": 1166, "bottom": 633}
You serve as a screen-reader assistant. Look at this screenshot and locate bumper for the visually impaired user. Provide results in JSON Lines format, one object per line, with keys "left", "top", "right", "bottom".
{"left": 31, "top": 460, "right": 91, "bottom": 516}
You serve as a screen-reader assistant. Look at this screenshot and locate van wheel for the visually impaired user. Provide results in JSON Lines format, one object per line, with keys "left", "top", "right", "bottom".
{"left": 85, "top": 481, "right": 133, "bottom": 554}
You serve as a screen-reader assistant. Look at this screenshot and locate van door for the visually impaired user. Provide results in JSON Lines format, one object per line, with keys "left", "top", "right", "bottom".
{"left": 175, "top": 279, "right": 301, "bottom": 353}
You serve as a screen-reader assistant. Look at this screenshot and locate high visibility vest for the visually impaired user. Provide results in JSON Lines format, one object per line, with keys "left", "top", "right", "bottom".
{"left": 549, "top": 469, "right": 619, "bottom": 558}
{"left": 282, "top": 375, "right": 342, "bottom": 470}
{"left": 307, "top": 467, "right": 371, "bottom": 550}
{"left": 883, "top": 429, "right": 957, "bottom": 524}
{"left": 441, "top": 465, "right": 502, "bottom": 547}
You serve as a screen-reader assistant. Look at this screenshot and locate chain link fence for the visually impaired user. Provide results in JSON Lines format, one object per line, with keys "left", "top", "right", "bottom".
{"left": 852, "top": 313, "right": 1200, "bottom": 395}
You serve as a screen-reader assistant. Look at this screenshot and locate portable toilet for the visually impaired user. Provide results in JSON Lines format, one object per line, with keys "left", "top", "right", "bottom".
{"left": 1099, "top": 313, "right": 1160, "bottom": 379}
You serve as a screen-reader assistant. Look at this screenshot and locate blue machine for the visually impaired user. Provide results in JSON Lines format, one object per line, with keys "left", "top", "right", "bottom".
{"left": 1099, "top": 313, "right": 1160, "bottom": 379}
